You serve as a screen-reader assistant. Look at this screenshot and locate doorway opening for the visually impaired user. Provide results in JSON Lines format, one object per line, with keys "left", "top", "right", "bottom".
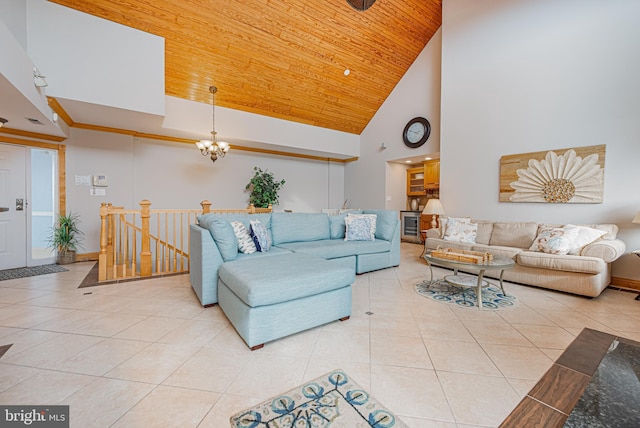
{"left": 29, "top": 148, "right": 57, "bottom": 265}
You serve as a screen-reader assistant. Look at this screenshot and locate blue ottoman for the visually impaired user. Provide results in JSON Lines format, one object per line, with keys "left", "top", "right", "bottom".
{"left": 218, "top": 253, "right": 354, "bottom": 350}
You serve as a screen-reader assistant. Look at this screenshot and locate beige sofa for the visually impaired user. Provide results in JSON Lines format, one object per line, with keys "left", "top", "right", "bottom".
{"left": 424, "top": 219, "right": 626, "bottom": 297}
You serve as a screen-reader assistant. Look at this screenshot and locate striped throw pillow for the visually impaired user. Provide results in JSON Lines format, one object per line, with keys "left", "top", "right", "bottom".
{"left": 231, "top": 221, "right": 257, "bottom": 254}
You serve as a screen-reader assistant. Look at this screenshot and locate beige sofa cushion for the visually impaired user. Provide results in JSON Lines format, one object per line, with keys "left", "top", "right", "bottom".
{"left": 517, "top": 251, "right": 605, "bottom": 275}
{"left": 490, "top": 222, "right": 538, "bottom": 249}
{"left": 471, "top": 220, "right": 493, "bottom": 245}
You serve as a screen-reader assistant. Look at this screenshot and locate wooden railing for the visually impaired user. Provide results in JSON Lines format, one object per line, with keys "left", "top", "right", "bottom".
{"left": 98, "top": 199, "right": 272, "bottom": 282}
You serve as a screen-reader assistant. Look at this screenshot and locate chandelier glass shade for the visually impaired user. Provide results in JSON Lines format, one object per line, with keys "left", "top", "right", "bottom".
{"left": 196, "top": 85, "right": 230, "bottom": 163}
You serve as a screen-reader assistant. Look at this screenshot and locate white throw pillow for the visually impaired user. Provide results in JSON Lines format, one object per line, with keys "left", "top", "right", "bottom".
{"left": 347, "top": 213, "right": 376, "bottom": 238}
{"left": 230, "top": 221, "right": 257, "bottom": 254}
{"left": 529, "top": 225, "right": 579, "bottom": 255}
{"left": 566, "top": 224, "right": 607, "bottom": 255}
{"left": 443, "top": 221, "right": 478, "bottom": 244}
{"left": 440, "top": 217, "right": 472, "bottom": 239}
{"left": 344, "top": 216, "right": 374, "bottom": 241}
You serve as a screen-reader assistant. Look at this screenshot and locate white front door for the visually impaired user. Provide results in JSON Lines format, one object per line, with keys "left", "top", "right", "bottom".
{"left": 0, "top": 144, "right": 27, "bottom": 269}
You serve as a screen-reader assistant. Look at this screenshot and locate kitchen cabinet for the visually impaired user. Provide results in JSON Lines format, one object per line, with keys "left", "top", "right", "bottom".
{"left": 407, "top": 167, "right": 425, "bottom": 195}
{"left": 424, "top": 160, "right": 440, "bottom": 189}
{"left": 406, "top": 160, "right": 440, "bottom": 195}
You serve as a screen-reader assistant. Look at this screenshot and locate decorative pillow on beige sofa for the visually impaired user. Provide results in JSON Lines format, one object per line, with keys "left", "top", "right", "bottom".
{"left": 444, "top": 220, "right": 478, "bottom": 243}
{"left": 529, "top": 225, "right": 579, "bottom": 255}
{"left": 566, "top": 224, "right": 607, "bottom": 255}
{"left": 440, "top": 217, "right": 471, "bottom": 238}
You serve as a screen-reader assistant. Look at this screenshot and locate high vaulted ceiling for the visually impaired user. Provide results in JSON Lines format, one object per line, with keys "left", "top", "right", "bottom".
{"left": 50, "top": 0, "right": 441, "bottom": 135}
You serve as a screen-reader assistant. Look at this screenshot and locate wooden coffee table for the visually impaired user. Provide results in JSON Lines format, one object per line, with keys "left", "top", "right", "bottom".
{"left": 423, "top": 251, "right": 515, "bottom": 308}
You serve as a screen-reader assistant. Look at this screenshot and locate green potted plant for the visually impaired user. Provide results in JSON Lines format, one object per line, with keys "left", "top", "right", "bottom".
{"left": 245, "top": 166, "right": 286, "bottom": 208}
{"left": 48, "top": 211, "right": 83, "bottom": 265}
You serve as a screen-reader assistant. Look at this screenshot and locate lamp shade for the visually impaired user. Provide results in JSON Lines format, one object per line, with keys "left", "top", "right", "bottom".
{"left": 422, "top": 198, "right": 445, "bottom": 215}
{"left": 633, "top": 211, "right": 640, "bottom": 224}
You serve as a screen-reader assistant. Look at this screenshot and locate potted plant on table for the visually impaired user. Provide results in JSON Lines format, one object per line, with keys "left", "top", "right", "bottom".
{"left": 48, "top": 211, "right": 83, "bottom": 265}
{"left": 245, "top": 166, "right": 286, "bottom": 208}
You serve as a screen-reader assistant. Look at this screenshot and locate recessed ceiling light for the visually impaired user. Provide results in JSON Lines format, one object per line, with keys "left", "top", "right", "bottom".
{"left": 405, "top": 160, "right": 412, "bottom": 163}
{"left": 344, "top": 69, "right": 350, "bottom": 76}
{"left": 424, "top": 157, "right": 432, "bottom": 160}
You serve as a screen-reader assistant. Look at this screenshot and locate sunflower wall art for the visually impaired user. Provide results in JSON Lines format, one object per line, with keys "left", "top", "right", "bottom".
{"left": 499, "top": 145, "right": 605, "bottom": 203}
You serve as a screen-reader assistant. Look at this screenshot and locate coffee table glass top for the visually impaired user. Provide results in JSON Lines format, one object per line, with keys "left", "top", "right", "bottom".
{"left": 424, "top": 251, "right": 515, "bottom": 269}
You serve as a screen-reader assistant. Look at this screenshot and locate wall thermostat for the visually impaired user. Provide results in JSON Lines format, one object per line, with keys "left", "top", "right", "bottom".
{"left": 92, "top": 175, "right": 108, "bottom": 187}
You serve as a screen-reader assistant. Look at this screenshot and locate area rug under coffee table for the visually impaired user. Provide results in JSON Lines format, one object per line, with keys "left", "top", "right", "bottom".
{"left": 415, "top": 279, "right": 518, "bottom": 310}
{"left": 230, "top": 369, "right": 408, "bottom": 428}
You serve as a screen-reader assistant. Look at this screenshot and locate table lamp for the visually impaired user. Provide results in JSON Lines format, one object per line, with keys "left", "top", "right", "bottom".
{"left": 422, "top": 199, "right": 445, "bottom": 229}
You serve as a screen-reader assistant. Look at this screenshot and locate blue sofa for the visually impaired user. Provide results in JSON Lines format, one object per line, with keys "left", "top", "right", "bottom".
{"left": 189, "top": 210, "right": 401, "bottom": 307}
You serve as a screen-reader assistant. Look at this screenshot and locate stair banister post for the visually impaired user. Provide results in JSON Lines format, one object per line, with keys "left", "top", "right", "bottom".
{"left": 201, "top": 200, "right": 211, "bottom": 214}
{"left": 140, "top": 199, "right": 152, "bottom": 277}
{"left": 106, "top": 203, "right": 115, "bottom": 276}
{"left": 99, "top": 202, "right": 109, "bottom": 281}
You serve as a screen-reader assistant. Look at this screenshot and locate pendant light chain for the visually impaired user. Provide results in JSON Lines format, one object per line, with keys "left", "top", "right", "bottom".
{"left": 210, "top": 86, "right": 217, "bottom": 142}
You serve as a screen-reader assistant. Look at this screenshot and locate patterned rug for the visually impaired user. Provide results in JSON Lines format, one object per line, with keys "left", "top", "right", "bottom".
{"left": 0, "top": 264, "right": 68, "bottom": 281}
{"left": 415, "top": 278, "right": 518, "bottom": 310}
{"left": 230, "top": 369, "right": 408, "bottom": 428}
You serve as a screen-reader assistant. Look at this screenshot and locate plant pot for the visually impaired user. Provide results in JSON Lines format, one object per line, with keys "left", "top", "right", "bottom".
{"left": 56, "top": 250, "right": 76, "bottom": 265}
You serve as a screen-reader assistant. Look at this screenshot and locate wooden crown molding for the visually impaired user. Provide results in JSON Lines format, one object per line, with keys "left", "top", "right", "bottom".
{"left": 0, "top": 126, "right": 65, "bottom": 142}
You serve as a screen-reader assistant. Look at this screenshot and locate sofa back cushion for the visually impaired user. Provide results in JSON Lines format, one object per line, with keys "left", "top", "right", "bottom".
{"left": 198, "top": 216, "right": 239, "bottom": 261}
{"left": 363, "top": 210, "right": 399, "bottom": 241}
{"left": 271, "top": 212, "right": 330, "bottom": 245}
{"left": 198, "top": 213, "right": 275, "bottom": 260}
{"left": 198, "top": 213, "right": 272, "bottom": 230}
{"left": 489, "top": 222, "right": 538, "bottom": 248}
{"left": 329, "top": 213, "right": 348, "bottom": 239}
{"left": 471, "top": 220, "right": 494, "bottom": 245}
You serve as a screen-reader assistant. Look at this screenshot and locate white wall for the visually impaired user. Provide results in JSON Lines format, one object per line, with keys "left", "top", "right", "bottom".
{"left": 0, "top": 18, "right": 55, "bottom": 130}
{"left": 345, "top": 29, "right": 442, "bottom": 210}
{"left": 26, "top": 0, "right": 165, "bottom": 116}
{"left": 164, "top": 96, "right": 359, "bottom": 157}
{"left": 65, "top": 128, "right": 344, "bottom": 252}
{"left": 440, "top": 0, "right": 640, "bottom": 279}
{"left": 1, "top": 0, "right": 27, "bottom": 50}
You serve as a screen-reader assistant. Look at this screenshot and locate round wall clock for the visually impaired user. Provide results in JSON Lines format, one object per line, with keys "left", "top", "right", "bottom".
{"left": 402, "top": 117, "right": 431, "bottom": 148}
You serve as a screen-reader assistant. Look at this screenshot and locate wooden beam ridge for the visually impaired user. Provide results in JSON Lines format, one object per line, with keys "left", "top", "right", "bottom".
{"left": 48, "top": 97, "right": 75, "bottom": 126}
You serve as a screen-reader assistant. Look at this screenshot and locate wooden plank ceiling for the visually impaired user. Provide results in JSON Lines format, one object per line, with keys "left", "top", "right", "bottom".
{"left": 50, "top": 0, "right": 441, "bottom": 134}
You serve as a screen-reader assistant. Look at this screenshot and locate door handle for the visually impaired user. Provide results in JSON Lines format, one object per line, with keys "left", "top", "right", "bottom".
{"left": 0, "top": 207, "right": 8, "bottom": 212}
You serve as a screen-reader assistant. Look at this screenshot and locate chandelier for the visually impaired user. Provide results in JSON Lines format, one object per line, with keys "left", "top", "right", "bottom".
{"left": 196, "top": 85, "right": 230, "bottom": 163}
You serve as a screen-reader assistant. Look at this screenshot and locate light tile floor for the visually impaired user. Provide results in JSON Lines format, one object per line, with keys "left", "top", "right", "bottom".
{"left": 1, "top": 243, "right": 640, "bottom": 427}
